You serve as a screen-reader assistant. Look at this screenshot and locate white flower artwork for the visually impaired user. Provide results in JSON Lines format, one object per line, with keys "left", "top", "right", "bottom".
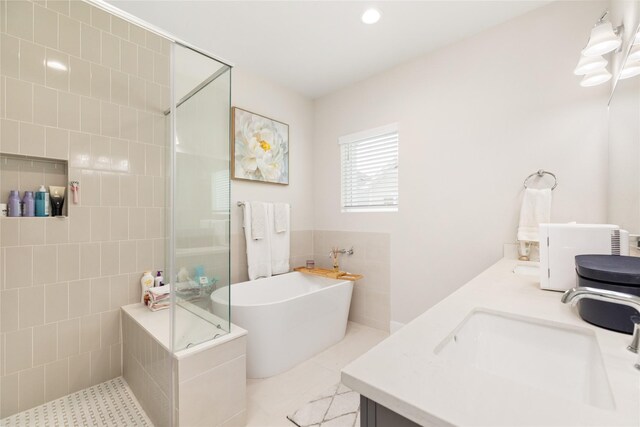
{"left": 232, "top": 108, "right": 289, "bottom": 185}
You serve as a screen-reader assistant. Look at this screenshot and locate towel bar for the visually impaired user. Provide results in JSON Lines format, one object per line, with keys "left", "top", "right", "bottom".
{"left": 237, "top": 201, "right": 291, "bottom": 209}
{"left": 523, "top": 169, "right": 557, "bottom": 190}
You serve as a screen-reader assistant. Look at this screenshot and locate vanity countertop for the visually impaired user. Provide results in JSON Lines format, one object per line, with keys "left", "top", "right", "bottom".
{"left": 341, "top": 258, "right": 640, "bottom": 426}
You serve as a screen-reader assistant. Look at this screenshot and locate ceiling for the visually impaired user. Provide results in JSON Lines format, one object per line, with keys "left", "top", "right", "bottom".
{"left": 107, "top": 1, "right": 551, "bottom": 99}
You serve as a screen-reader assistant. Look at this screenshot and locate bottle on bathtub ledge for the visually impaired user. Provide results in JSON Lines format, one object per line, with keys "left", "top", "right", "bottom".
{"left": 140, "top": 271, "right": 154, "bottom": 304}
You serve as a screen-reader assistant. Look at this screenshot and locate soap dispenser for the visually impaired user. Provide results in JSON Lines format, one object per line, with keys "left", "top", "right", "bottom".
{"left": 155, "top": 270, "right": 164, "bottom": 287}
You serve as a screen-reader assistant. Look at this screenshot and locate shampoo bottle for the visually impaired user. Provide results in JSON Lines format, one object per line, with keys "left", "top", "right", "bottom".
{"left": 140, "top": 271, "right": 154, "bottom": 304}
{"left": 7, "top": 191, "right": 21, "bottom": 217}
{"left": 36, "top": 185, "right": 49, "bottom": 216}
{"left": 22, "top": 192, "right": 35, "bottom": 217}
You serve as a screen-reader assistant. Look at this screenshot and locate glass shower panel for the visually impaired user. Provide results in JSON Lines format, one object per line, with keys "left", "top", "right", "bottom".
{"left": 170, "top": 44, "right": 231, "bottom": 352}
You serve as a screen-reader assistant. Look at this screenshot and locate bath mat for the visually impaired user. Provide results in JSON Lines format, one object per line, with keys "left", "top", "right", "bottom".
{"left": 287, "top": 383, "right": 360, "bottom": 427}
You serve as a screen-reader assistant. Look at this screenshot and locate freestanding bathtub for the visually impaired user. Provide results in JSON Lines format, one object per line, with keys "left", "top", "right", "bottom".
{"left": 211, "top": 272, "right": 353, "bottom": 378}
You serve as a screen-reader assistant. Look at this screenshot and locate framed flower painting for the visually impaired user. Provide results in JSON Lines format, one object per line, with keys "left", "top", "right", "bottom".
{"left": 231, "top": 107, "right": 289, "bottom": 185}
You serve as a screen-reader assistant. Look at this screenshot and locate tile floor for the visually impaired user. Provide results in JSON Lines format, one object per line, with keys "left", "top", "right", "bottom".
{"left": 246, "top": 321, "right": 389, "bottom": 427}
{"left": 0, "top": 321, "right": 387, "bottom": 427}
{"left": 0, "top": 377, "right": 151, "bottom": 427}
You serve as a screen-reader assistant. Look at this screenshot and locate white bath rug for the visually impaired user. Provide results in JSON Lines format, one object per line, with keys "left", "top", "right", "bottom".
{"left": 287, "top": 383, "right": 360, "bottom": 427}
{"left": 0, "top": 377, "right": 152, "bottom": 427}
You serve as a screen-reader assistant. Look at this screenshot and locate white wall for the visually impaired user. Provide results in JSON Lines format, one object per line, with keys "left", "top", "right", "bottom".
{"left": 230, "top": 67, "right": 315, "bottom": 234}
{"left": 230, "top": 68, "right": 316, "bottom": 282}
{"left": 312, "top": 1, "right": 610, "bottom": 325}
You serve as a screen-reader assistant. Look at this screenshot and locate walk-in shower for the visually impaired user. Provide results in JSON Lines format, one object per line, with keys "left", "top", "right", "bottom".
{"left": 169, "top": 43, "right": 231, "bottom": 352}
{"left": 0, "top": 1, "right": 239, "bottom": 426}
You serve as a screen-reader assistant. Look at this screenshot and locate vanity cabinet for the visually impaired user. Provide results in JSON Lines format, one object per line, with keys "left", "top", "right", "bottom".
{"left": 360, "top": 396, "right": 421, "bottom": 427}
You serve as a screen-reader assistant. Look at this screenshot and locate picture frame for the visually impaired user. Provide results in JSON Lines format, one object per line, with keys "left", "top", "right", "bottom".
{"left": 231, "top": 107, "right": 290, "bottom": 185}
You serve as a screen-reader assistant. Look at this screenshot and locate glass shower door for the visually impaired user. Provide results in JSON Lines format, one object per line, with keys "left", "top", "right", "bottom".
{"left": 169, "top": 44, "right": 231, "bottom": 352}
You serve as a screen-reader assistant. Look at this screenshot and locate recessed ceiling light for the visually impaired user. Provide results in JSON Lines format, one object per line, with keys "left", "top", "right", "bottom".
{"left": 361, "top": 8, "right": 381, "bottom": 25}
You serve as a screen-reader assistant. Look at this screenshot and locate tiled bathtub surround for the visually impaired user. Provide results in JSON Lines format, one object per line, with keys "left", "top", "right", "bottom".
{"left": 313, "top": 230, "right": 391, "bottom": 332}
{"left": 0, "top": 0, "right": 168, "bottom": 418}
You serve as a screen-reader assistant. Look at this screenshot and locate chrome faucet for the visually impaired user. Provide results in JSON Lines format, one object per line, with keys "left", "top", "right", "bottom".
{"left": 328, "top": 247, "right": 354, "bottom": 272}
{"left": 328, "top": 247, "right": 354, "bottom": 257}
{"left": 562, "top": 287, "right": 640, "bottom": 371}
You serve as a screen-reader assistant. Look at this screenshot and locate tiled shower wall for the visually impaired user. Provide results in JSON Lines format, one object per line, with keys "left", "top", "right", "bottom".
{"left": 231, "top": 229, "right": 390, "bottom": 332}
{"left": 0, "top": 0, "right": 168, "bottom": 418}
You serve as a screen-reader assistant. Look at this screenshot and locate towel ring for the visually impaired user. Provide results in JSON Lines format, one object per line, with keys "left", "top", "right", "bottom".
{"left": 523, "top": 169, "right": 557, "bottom": 190}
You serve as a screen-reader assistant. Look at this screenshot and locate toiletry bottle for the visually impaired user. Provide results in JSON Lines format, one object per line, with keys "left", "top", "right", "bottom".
{"left": 195, "top": 265, "right": 210, "bottom": 297}
{"left": 49, "top": 186, "right": 66, "bottom": 216}
{"left": 155, "top": 271, "right": 164, "bottom": 287}
{"left": 7, "top": 191, "right": 21, "bottom": 217}
{"left": 35, "top": 191, "right": 45, "bottom": 216}
{"left": 0, "top": 203, "right": 7, "bottom": 217}
{"left": 140, "top": 271, "right": 154, "bottom": 304}
{"left": 177, "top": 267, "right": 189, "bottom": 283}
{"left": 36, "top": 185, "right": 49, "bottom": 216}
{"left": 22, "top": 192, "right": 35, "bottom": 217}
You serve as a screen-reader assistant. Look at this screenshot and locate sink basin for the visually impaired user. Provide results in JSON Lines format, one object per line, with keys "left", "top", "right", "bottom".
{"left": 434, "top": 309, "right": 615, "bottom": 409}
{"left": 513, "top": 264, "right": 539, "bottom": 277}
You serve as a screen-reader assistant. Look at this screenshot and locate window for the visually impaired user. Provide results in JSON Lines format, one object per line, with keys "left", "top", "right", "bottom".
{"left": 340, "top": 124, "right": 399, "bottom": 212}
{"left": 212, "top": 170, "right": 230, "bottom": 212}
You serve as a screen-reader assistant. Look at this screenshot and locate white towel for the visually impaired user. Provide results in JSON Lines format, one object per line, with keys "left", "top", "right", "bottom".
{"left": 243, "top": 203, "right": 272, "bottom": 280}
{"left": 274, "top": 203, "right": 289, "bottom": 233}
{"left": 269, "top": 203, "right": 290, "bottom": 275}
{"left": 517, "top": 188, "right": 552, "bottom": 242}
{"left": 250, "top": 201, "right": 266, "bottom": 240}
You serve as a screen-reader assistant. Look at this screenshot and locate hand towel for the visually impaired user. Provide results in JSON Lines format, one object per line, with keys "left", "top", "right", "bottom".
{"left": 250, "top": 201, "right": 266, "bottom": 240}
{"left": 274, "top": 203, "right": 290, "bottom": 233}
{"left": 269, "top": 203, "right": 290, "bottom": 275}
{"left": 517, "top": 188, "right": 552, "bottom": 242}
{"left": 148, "top": 285, "right": 171, "bottom": 311}
{"left": 243, "top": 202, "right": 272, "bottom": 280}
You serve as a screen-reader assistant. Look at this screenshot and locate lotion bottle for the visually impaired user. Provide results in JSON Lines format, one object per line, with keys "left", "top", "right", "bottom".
{"left": 140, "top": 271, "right": 154, "bottom": 304}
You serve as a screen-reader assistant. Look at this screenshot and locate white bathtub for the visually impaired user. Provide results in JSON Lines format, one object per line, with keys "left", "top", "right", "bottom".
{"left": 211, "top": 272, "right": 353, "bottom": 378}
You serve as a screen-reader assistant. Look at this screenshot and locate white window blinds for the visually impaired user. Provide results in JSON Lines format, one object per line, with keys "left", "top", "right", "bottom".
{"left": 340, "top": 124, "right": 399, "bottom": 212}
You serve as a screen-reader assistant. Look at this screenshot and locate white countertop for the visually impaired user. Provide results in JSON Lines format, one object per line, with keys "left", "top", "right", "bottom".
{"left": 341, "top": 258, "right": 640, "bottom": 426}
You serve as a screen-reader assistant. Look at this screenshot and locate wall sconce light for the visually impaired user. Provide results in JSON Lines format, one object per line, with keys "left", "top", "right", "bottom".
{"left": 628, "top": 44, "right": 640, "bottom": 62}
{"left": 582, "top": 21, "right": 622, "bottom": 56}
{"left": 580, "top": 68, "right": 612, "bottom": 87}
{"left": 576, "top": 10, "right": 623, "bottom": 87}
{"left": 574, "top": 55, "right": 608, "bottom": 75}
{"left": 620, "top": 61, "right": 640, "bottom": 79}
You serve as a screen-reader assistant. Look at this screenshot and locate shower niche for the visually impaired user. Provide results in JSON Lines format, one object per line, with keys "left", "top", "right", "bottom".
{"left": 0, "top": 153, "right": 69, "bottom": 218}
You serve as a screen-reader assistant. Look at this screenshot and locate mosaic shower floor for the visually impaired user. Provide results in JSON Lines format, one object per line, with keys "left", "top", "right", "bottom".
{"left": 0, "top": 377, "right": 153, "bottom": 427}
